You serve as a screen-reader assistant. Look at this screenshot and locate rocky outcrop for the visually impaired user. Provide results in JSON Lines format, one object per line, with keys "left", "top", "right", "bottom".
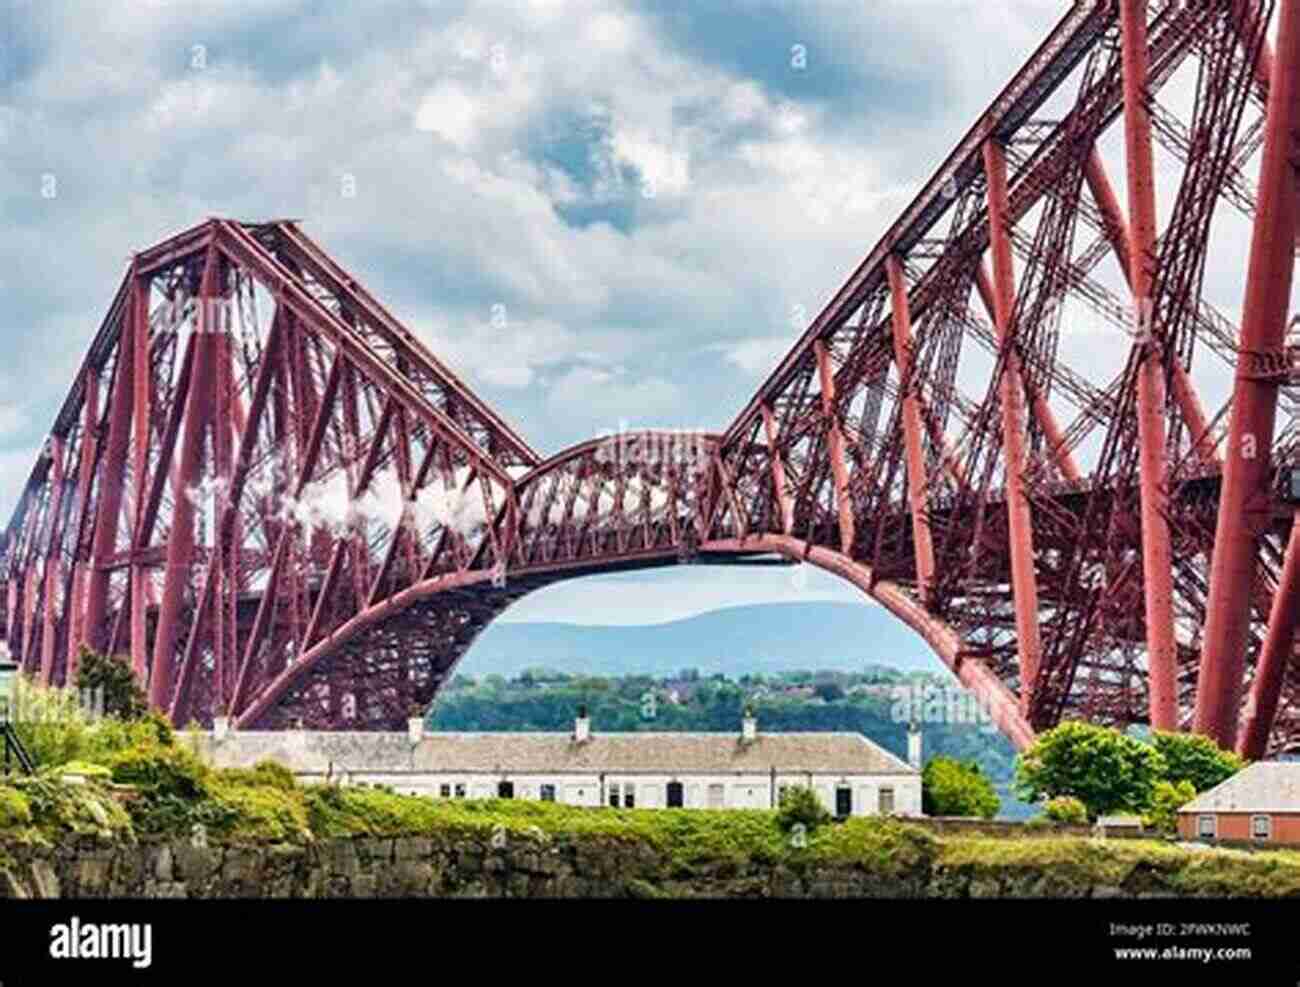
{"left": 0, "top": 832, "right": 1250, "bottom": 898}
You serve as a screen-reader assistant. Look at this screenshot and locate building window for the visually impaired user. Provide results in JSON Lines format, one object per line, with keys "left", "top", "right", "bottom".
{"left": 624, "top": 786, "right": 635, "bottom": 808}
{"left": 1252, "top": 815, "right": 1271, "bottom": 840}
{"left": 454, "top": 783, "right": 466, "bottom": 799}
{"left": 878, "top": 787, "right": 895, "bottom": 816}
{"left": 609, "top": 784, "right": 621, "bottom": 808}
{"left": 1197, "top": 814, "right": 1215, "bottom": 839}
{"left": 540, "top": 784, "right": 556, "bottom": 802}
{"left": 707, "top": 783, "right": 725, "bottom": 809}
{"left": 439, "top": 783, "right": 451, "bottom": 799}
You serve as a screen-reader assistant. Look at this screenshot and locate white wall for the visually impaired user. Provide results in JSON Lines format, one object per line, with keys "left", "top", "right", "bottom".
{"left": 312, "top": 769, "right": 921, "bottom": 816}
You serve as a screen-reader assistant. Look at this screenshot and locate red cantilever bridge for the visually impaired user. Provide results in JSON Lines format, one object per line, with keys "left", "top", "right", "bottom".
{"left": 6, "top": 0, "right": 1300, "bottom": 757}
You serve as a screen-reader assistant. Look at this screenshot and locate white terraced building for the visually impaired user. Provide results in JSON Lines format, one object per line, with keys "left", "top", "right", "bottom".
{"left": 203, "top": 711, "right": 924, "bottom": 817}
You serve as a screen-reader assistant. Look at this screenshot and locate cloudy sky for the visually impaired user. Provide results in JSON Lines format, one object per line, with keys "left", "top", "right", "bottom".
{"left": 3, "top": 1, "right": 1256, "bottom": 633}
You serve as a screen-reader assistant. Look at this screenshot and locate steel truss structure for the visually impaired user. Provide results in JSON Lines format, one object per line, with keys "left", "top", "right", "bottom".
{"left": 4, "top": 1, "right": 1300, "bottom": 755}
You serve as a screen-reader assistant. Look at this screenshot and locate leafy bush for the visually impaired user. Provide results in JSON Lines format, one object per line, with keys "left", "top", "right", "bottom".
{"left": 304, "top": 783, "right": 443, "bottom": 838}
{"left": 1143, "top": 780, "right": 1197, "bottom": 835}
{"left": 126, "top": 792, "right": 240, "bottom": 838}
{"left": 1042, "top": 796, "right": 1088, "bottom": 825}
{"left": 77, "top": 718, "right": 172, "bottom": 765}
{"left": 206, "top": 781, "right": 310, "bottom": 842}
{"left": 75, "top": 649, "right": 148, "bottom": 721}
{"left": 12, "top": 773, "right": 132, "bottom": 839}
{"left": 214, "top": 760, "right": 298, "bottom": 792}
{"left": 106, "top": 743, "right": 210, "bottom": 800}
{"left": 141, "top": 710, "right": 175, "bottom": 748}
{"left": 0, "top": 786, "right": 32, "bottom": 828}
{"left": 922, "top": 757, "right": 999, "bottom": 819}
{"left": 9, "top": 673, "right": 172, "bottom": 771}
{"left": 1014, "top": 721, "right": 1166, "bottom": 819}
{"left": 775, "top": 785, "right": 831, "bottom": 834}
{"left": 11, "top": 675, "right": 96, "bottom": 768}
{"left": 1149, "top": 732, "right": 1244, "bottom": 793}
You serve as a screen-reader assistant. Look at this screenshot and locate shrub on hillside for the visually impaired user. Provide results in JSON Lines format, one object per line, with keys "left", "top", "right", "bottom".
{"left": 9, "top": 673, "right": 172, "bottom": 771}
{"left": 776, "top": 785, "right": 831, "bottom": 834}
{"left": 106, "top": 742, "right": 210, "bottom": 800}
{"left": 922, "top": 756, "right": 999, "bottom": 819}
{"left": 0, "top": 785, "right": 32, "bottom": 828}
{"left": 214, "top": 759, "right": 298, "bottom": 792}
{"left": 11, "top": 675, "right": 96, "bottom": 768}
{"left": 11, "top": 773, "right": 132, "bottom": 839}
{"left": 1143, "top": 780, "right": 1197, "bottom": 835}
{"left": 1042, "top": 796, "right": 1088, "bottom": 826}
{"left": 75, "top": 648, "right": 148, "bottom": 721}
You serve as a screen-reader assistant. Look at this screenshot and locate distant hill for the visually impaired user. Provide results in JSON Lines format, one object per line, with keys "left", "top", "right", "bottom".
{"left": 457, "top": 601, "right": 948, "bottom": 680}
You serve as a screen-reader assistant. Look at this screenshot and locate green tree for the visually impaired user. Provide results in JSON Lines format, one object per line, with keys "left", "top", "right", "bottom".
{"left": 1143, "top": 780, "right": 1197, "bottom": 835}
{"left": 922, "top": 756, "right": 999, "bottom": 818}
{"left": 1149, "top": 731, "right": 1244, "bottom": 793}
{"left": 75, "top": 649, "right": 147, "bottom": 720}
{"left": 1014, "top": 721, "right": 1166, "bottom": 819}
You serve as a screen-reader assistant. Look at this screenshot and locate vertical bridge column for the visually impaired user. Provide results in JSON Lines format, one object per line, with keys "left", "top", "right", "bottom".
{"left": 983, "top": 138, "right": 1044, "bottom": 715}
{"left": 885, "top": 255, "right": 935, "bottom": 601}
{"left": 1197, "top": 0, "right": 1300, "bottom": 750}
{"left": 1121, "top": 0, "right": 1178, "bottom": 731}
{"left": 813, "top": 340, "right": 855, "bottom": 553}
{"left": 760, "top": 404, "right": 794, "bottom": 534}
{"left": 149, "top": 248, "right": 221, "bottom": 710}
{"left": 129, "top": 269, "right": 152, "bottom": 679}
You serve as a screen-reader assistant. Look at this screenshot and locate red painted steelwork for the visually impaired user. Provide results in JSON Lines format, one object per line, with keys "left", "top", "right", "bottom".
{"left": 1196, "top": 0, "right": 1300, "bottom": 748}
{"left": 6, "top": 3, "right": 1300, "bottom": 757}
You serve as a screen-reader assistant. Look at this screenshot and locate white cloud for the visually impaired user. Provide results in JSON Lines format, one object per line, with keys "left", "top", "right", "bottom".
{"left": 414, "top": 80, "right": 480, "bottom": 149}
{"left": 709, "top": 337, "right": 792, "bottom": 376}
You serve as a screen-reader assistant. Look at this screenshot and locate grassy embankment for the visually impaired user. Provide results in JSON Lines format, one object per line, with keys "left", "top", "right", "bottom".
{"left": 3, "top": 730, "right": 1300, "bottom": 895}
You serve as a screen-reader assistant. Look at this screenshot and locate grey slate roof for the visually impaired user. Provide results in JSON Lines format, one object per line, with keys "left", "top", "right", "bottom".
{"left": 202, "top": 730, "right": 917, "bottom": 776}
{"left": 1179, "top": 761, "right": 1300, "bottom": 813}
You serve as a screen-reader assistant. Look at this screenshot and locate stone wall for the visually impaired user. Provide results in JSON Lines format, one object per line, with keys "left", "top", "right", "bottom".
{"left": 0, "top": 832, "right": 1192, "bottom": 899}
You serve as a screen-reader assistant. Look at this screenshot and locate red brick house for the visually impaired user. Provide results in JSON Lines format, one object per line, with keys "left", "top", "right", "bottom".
{"left": 1176, "top": 762, "right": 1300, "bottom": 845}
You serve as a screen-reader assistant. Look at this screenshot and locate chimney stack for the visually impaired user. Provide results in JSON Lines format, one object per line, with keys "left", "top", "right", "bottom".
{"left": 907, "top": 722, "right": 923, "bottom": 769}
{"left": 742, "top": 706, "right": 757, "bottom": 743}
{"left": 574, "top": 704, "right": 591, "bottom": 743}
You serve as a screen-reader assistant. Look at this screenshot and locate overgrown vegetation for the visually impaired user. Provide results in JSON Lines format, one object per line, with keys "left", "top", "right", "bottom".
{"left": 775, "top": 785, "right": 831, "bottom": 834}
{"left": 75, "top": 649, "right": 149, "bottom": 721}
{"left": 1143, "top": 780, "right": 1198, "bottom": 835}
{"left": 922, "top": 757, "right": 999, "bottom": 819}
{"left": 1042, "top": 796, "right": 1089, "bottom": 826}
{"left": 4, "top": 669, "right": 1292, "bottom": 897}
{"left": 10, "top": 672, "right": 170, "bottom": 770}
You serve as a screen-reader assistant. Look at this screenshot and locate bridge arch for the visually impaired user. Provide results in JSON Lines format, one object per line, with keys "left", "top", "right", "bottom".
{"left": 234, "top": 505, "right": 1036, "bottom": 751}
